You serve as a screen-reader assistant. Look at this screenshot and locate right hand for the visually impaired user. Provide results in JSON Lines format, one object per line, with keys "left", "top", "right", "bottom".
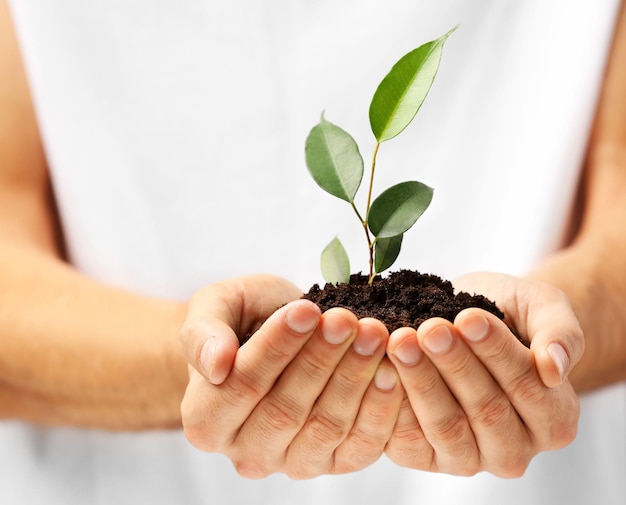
{"left": 385, "top": 272, "right": 583, "bottom": 477}
{"left": 179, "top": 274, "right": 403, "bottom": 479}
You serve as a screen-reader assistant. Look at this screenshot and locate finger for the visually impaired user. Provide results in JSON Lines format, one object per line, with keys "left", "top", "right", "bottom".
{"left": 524, "top": 286, "right": 584, "bottom": 388}
{"left": 287, "top": 318, "right": 391, "bottom": 477}
{"left": 231, "top": 307, "right": 359, "bottom": 478}
{"left": 180, "top": 289, "right": 242, "bottom": 384}
{"left": 418, "top": 314, "right": 533, "bottom": 477}
{"left": 180, "top": 275, "right": 302, "bottom": 384}
{"left": 387, "top": 322, "right": 480, "bottom": 476}
{"left": 385, "top": 379, "right": 432, "bottom": 470}
{"left": 180, "top": 299, "right": 321, "bottom": 454}
{"left": 332, "top": 357, "right": 404, "bottom": 474}
{"left": 454, "top": 274, "right": 584, "bottom": 388}
{"left": 455, "top": 308, "right": 579, "bottom": 452}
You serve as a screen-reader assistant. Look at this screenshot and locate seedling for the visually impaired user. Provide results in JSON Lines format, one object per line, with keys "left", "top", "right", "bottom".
{"left": 305, "top": 27, "right": 456, "bottom": 285}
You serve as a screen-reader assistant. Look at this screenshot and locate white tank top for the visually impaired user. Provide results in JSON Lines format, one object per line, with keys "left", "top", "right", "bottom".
{"left": 6, "top": 1, "right": 626, "bottom": 504}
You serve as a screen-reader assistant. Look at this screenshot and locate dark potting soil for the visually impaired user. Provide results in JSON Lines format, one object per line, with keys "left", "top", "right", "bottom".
{"left": 302, "top": 269, "right": 505, "bottom": 334}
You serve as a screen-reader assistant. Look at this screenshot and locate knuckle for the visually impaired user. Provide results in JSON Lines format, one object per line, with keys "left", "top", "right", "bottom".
{"left": 180, "top": 410, "right": 212, "bottom": 451}
{"left": 447, "top": 459, "right": 481, "bottom": 477}
{"left": 259, "top": 334, "right": 295, "bottom": 364}
{"left": 180, "top": 382, "right": 223, "bottom": 452}
{"left": 471, "top": 393, "right": 513, "bottom": 429}
{"left": 553, "top": 420, "right": 578, "bottom": 449}
{"left": 385, "top": 442, "right": 429, "bottom": 470}
{"left": 306, "top": 413, "right": 349, "bottom": 455}
{"left": 332, "top": 367, "right": 365, "bottom": 392}
{"left": 408, "top": 370, "right": 440, "bottom": 397}
{"left": 181, "top": 423, "right": 213, "bottom": 452}
{"left": 179, "top": 320, "right": 205, "bottom": 357}
{"left": 569, "top": 324, "right": 585, "bottom": 365}
{"left": 285, "top": 464, "right": 319, "bottom": 480}
{"left": 233, "top": 456, "right": 273, "bottom": 480}
{"left": 306, "top": 411, "right": 350, "bottom": 445}
{"left": 178, "top": 320, "right": 195, "bottom": 346}
{"left": 391, "top": 423, "right": 426, "bottom": 447}
{"left": 428, "top": 414, "right": 480, "bottom": 474}
{"left": 222, "top": 370, "right": 263, "bottom": 406}
{"left": 364, "top": 401, "right": 399, "bottom": 429}
{"left": 489, "top": 452, "right": 532, "bottom": 479}
{"left": 385, "top": 421, "right": 430, "bottom": 469}
{"left": 298, "top": 350, "right": 333, "bottom": 381}
{"left": 339, "top": 428, "right": 385, "bottom": 470}
{"left": 547, "top": 398, "right": 580, "bottom": 450}
{"left": 481, "top": 331, "right": 511, "bottom": 364}
{"left": 508, "top": 371, "right": 546, "bottom": 405}
{"left": 258, "top": 395, "right": 305, "bottom": 432}
{"left": 447, "top": 352, "right": 475, "bottom": 379}
{"left": 429, "top": 411, "right": 470, "bottom": 446}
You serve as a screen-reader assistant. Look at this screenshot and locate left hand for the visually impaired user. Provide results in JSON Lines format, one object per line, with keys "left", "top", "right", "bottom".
{"left": 179, "top": 275, "right": 404, "bottom": 479}
{"left": 385, "top": 272, "right": 584, "bottom": 477}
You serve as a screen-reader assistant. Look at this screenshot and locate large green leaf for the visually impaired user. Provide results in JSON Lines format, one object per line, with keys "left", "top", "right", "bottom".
{"left": 368, "top": 181, "right": 433, "bottom": 238}
{"left": 321, "top": 237, "right": 351, "bottom": 284}
{"left": 374, "top": 234, "right": 403, "bottom": 274}
{"left": 369, "top": 26, "right": 456, "bottom": 143}
{"left": 305, "top": 116, "right": 364, "bottom": 202}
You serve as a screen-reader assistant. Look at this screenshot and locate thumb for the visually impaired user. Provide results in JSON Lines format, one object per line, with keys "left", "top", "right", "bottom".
{"left": 180, "top": 287, "right": 241, "bottom": 385}
{"left": 180, "top": 275, "right": 303, "bottom": 385}
{"left": 527, "top": 289, "right": 584, "bottom": 389}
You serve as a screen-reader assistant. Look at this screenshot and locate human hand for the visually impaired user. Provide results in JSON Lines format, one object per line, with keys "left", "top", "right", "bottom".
{"left": 179, "top": 274, "right": 404, "bottom": 479}
{"left": 385, "top": 272, "right": 583, "bottom": 477}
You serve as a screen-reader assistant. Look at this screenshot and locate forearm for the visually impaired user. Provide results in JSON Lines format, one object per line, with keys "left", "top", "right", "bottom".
{"left": 529, "top": 1, "right": 626, "bottom": 394}
{"left": 0, "top": 243, "right": 189, "bottom": 430}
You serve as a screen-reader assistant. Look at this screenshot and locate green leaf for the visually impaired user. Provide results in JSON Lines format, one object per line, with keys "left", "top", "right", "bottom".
{"left": 374, "top": 234, "right": 403, "bottom": 274}
{"left": 305, "top": 115, "right": 364, "bottom": 202}
{"left": 321, "top": 237, "right": 351, "bottom": 284}
{"left": 369, "top": 26, "right": 457, "bottom": 142}
{"left": 368, "top": 181, "right": 433, "bottom": 238}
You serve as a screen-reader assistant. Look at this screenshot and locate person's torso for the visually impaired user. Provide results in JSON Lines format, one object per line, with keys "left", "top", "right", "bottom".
{"left": 6, "top": 1, "right": 625, "bottom": 504}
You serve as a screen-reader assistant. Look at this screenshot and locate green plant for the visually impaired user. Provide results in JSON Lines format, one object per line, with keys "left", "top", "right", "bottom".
{"left": 305, "top": 27, "right": 456, "bottom": 285}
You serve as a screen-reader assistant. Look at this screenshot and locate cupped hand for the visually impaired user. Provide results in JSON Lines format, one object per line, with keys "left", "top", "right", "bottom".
{"left": 385, "top": 272, "right": 583, "bottom": 477}
{"left": 179, "top": 274, "right": 403, "bottom": 479}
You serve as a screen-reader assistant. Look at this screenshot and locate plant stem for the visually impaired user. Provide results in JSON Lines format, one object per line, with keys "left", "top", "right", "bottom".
{"left": 350, "top": 202, "right": 374, "bottom": 281}
{"left": 366, "top": 142, "right": 380, "bottom": 216}
{"left": 365, "top": 142, "right": 381, "bottom": 283}
{"left": 350, "top": 142, "right": 381, "bottom": 284}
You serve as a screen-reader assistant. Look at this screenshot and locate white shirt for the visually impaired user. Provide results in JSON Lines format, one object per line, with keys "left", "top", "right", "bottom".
{"left": 6, "top": 0, "right": 626, "bottom": 503}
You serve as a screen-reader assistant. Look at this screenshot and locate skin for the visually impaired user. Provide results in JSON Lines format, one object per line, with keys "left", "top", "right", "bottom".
{"left": 181, "top": 279, "right": 403, "bottom": 478}
{"left": 1, "top": 0, "right": 625, "bottom": 480}
{"left": 181, "top": 0, "right": 626, "bottom": 479}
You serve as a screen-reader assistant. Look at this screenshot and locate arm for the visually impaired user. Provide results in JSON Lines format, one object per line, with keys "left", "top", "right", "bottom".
{"left": 2, "top": 2, "right": 403, "bottom": 473}
{"left": 529, "top": 0, "right": 626, "bottom": 392}
{"left": 382, "top": 2, "right": 626, "bottom": 476}
{"left": 0, "top": 0, "right": 189, "bottom": 430}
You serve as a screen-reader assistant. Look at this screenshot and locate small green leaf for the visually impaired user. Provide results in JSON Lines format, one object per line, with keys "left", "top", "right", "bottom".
{"left": 374, "top": 234, "right": 403, "bottom": 274}
{"left": 369, "top": 26, "right": 457, "bottom": 142}
{"left": 305, "top": 115, "right": 364, "bottom": 202}
{"left": 321, "top": 237, "right": 351, "bottom": 284}
{"left": 368, "top": 181, "right": 433, "bottom": 238}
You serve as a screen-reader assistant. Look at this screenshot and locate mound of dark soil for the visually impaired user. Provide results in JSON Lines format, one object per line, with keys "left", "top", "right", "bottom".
{"left": 303, "top": 269, "right": 504, "bottom": 334}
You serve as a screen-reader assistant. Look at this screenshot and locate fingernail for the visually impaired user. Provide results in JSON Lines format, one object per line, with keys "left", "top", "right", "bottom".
{"left": 392, "top": 335, "right": 422, "bottom": 365}
{"left": 353, "top": 327, "right": 382, "bottom": 356}
{"left": 548, "top": 342, "right": 569, "bottom": 383}
{"left": 459, "top": 315, "right": 490, "bottom": 342}
{"left": 423, "top": 326, "right": 453, "bottom": 354}
{"left": 285, "top": 302, "right": 319, "bottom": 334}
{"left": 200, "top": 337, "right": 217, "bottom": 380}
{"left": 322, "top": 314, "right": 353, "bottom": 345}
{"left": 374, "top": 366, "right": 397, "bottom": 391}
